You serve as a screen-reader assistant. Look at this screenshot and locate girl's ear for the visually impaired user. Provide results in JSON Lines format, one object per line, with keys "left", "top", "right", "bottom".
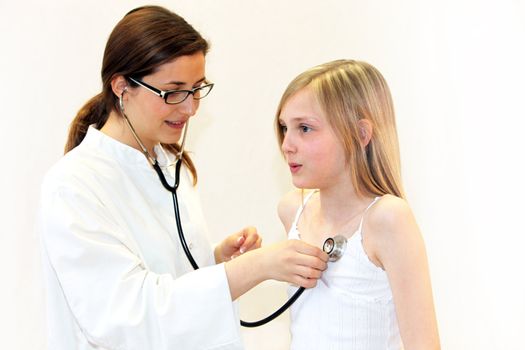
{"left": 110, "top": 75, "right": 129, "bottom": 97}
{"left": 357, "top": 119, "right": 373, "bottom": 147}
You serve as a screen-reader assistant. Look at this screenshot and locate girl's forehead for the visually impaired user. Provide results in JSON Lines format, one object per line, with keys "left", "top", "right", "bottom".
{"left": 280, "top": 89, "right": 326, "bottom": 123}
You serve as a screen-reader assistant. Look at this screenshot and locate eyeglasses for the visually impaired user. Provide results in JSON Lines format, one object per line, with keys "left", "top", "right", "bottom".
{"left": 128, "top": 77, "right": 214, "bottom": 105}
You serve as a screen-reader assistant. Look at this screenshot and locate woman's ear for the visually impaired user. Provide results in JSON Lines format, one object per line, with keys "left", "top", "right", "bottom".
{"left": 357, "top": 119, "right": 373, "bottom": 147}
{"left": 110, "top": 75, "right": 129, "bottom": 97}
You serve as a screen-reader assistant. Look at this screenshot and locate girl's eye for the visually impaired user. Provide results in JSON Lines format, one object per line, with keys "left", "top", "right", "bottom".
{"left": 280, "top": 124, "right": 288, "bottom": 133}
{"left": 300, "top": 125, "right": 312, "bottom": 133}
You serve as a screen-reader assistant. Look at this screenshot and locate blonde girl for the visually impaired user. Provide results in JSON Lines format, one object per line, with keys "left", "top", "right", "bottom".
{"left": 276, "top": 59, "right": 440, "bottom": 349}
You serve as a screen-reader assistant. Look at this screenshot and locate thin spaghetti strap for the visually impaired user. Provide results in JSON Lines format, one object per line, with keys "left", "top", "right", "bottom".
{"left": 357, "top": 196, "right": 381, "bottom": 233}
{"left": 291, "top": 190, "right": 318, "bottom": 230}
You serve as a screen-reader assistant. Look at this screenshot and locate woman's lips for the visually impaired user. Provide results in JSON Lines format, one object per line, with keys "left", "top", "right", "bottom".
{"left": 165, "top": 120, "right": 186, "bottom": 129}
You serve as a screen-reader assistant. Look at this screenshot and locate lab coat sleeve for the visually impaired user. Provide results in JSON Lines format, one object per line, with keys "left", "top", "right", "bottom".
{"left": 39, "top": 182, "right": 243, "bottom": 350}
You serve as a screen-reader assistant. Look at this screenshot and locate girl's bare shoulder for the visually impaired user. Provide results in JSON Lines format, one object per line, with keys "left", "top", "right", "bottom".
{"left": 368, "top": 194, "right": 413, "bottom": 227}
{"left": 365, "top": 194, "right": 421, "bottom": 263}
{"left": 277, "top": 189, "right": 307, "bottom": 232}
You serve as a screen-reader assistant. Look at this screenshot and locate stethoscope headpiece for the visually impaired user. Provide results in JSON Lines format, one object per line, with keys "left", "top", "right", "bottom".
{"left": 323, "top": 235, "right": 347, "bottom": 262}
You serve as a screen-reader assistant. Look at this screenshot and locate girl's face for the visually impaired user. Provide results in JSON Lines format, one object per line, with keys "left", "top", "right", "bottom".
{"left": 279, "top": 87, "right": 349, "bottom": 190}
{"left": 124, "top": 52, "right": 207, "bottom": 153}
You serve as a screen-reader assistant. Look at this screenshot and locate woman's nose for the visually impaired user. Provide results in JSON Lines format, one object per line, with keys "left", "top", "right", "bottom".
{"left": 179, "top": 96, "right": 199, "bottom": 117}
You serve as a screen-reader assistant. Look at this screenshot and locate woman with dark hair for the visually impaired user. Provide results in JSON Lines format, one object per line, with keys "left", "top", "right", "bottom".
{"left": 38, "top": 6, "right": 327, "bottom": 349}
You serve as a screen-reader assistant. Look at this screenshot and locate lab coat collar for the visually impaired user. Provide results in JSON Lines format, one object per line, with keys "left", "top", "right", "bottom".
{"left": 83, "top": 126, "right": 176, "bottom": 169}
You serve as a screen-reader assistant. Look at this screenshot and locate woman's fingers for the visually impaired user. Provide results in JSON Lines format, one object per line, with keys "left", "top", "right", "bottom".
{"left": 239, "top": 227, "right": 261, "bottom": 253}
{"left": 220, "top": 227, "right": 262, "bottom": 261}
{"left": 264, "top": 240, "right": 328, "bottom": 287}
{"left": 291, "top": 240, "right": 329, "bottom": 262}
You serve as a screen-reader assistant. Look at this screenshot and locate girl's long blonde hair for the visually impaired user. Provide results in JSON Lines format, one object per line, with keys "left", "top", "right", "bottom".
{"left": 275, "top": 59, "right": 404, "bottom": 198}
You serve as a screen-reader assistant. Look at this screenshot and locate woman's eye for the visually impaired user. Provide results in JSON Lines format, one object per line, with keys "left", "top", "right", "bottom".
{"left": 280, "top": 124, "right": 288, "bottom": 133}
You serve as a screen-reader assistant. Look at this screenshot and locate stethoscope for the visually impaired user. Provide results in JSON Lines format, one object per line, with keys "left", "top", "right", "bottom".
{"left": 119, "top": 90, "right": 348, "bottom": 327}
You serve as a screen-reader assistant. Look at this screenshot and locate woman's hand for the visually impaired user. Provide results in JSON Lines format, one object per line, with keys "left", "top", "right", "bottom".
{"left": 223, "top": 239, "right": 328, "bottom": 300}
{"left": 262, "top": 239, "right": 328, "bottom": 289}
{"left": 214, "top": 226, "right": 262, "bottom": 263}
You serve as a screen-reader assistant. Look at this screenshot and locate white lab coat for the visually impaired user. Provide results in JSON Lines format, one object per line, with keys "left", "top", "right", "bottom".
{"left": 38, "top": 126, "right": 243, "bottom": 350}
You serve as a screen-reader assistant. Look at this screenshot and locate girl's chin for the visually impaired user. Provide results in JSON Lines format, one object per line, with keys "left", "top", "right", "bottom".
{"left": 291, "top": 179, "right": 315, "bottom": 190}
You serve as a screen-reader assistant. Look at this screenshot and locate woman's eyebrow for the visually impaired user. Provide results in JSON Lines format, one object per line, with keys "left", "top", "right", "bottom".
{"left": 166, "top": 77, "right": 206, "bottom": 87}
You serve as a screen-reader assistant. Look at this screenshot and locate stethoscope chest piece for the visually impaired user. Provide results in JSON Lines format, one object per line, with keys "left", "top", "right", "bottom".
{"left": 323, "top": 235, "right": 347, "bottom": 262}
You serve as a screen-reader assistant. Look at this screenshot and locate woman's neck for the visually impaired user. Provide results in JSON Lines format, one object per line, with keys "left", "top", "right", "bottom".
{"left": 100, "top": 111, "right": 156, "bottom": 157}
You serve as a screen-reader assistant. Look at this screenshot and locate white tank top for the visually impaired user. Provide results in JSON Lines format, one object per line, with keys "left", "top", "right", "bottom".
{"left": 287, "top": 191, "right": 402, "bottom": 350}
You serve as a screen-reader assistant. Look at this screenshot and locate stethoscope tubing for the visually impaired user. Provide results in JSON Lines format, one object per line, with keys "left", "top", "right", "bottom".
{"left": 160, "top": 158, "right": 305, "bottom": 327}
{"left": 164, "top": 160, "right": 200, "bottom": 270}
{"left": 241, "top": 286, "right": 305, "bottom": 328}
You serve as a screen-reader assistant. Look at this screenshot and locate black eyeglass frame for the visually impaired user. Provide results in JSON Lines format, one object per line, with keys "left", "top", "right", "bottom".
{"left": 128, "top": 76, "right": 214, "bottom": 105}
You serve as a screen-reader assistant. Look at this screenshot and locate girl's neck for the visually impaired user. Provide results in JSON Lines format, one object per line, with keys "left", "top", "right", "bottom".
{"left": 316, "top": 182, "right": 374, "bottom": 235}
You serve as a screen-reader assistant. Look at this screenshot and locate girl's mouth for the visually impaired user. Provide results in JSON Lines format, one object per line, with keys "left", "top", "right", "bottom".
{"left": 289, "top": 163, "right": 302, "bottom": 174}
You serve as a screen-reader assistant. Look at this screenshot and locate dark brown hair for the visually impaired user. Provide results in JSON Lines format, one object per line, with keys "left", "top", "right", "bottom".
{"left": 65, "top": 5, "right": 209, "bottom": 184}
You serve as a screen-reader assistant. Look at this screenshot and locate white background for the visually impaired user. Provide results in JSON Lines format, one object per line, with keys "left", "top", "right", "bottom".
{"left": 1, "top": 0, "right": 524, "bottom": 349}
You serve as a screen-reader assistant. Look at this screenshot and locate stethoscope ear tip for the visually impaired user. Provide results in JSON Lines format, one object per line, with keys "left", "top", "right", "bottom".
{"left": 323, "top": 235, "right": 347, "bottom": 262}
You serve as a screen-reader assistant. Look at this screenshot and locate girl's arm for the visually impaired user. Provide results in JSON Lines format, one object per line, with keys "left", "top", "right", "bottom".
{"left": 366, "top": 195, "right": 440, "bottom": 350}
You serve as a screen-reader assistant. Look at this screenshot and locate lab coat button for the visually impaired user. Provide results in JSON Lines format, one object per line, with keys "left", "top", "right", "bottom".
{"left": 189, "top": 242, "right": 194, "bottom": 250}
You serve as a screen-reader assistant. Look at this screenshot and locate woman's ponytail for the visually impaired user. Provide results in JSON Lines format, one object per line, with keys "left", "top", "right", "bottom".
{"left": 64, "top": 93, "right": 108, "bottom": 154}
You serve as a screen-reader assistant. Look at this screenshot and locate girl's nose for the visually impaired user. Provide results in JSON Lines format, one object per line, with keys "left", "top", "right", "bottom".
{"left": 281, "top": 132, "right": 296, "bottom": 154}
